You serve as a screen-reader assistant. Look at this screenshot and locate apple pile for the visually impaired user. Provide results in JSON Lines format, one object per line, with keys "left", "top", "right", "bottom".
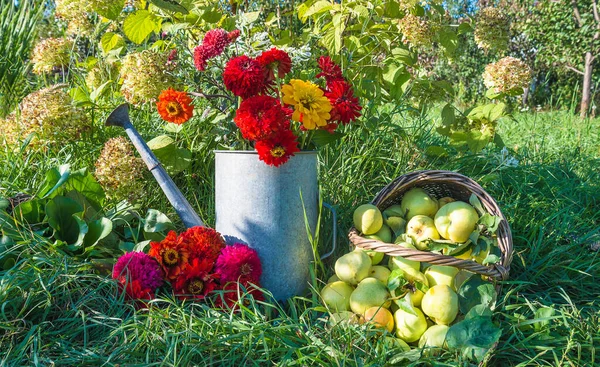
{"left": 320, "top": 187, "right": 503, "bottom": 353}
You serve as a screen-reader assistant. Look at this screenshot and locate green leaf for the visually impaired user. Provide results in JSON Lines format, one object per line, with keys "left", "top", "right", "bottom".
{"left": 479, "top": 213, "right": 502, "bottom": 234}
{"left": 439, "top": 28, "right": 458, "bottom": 56}
{"left": 457, "top": 22, "right": 473, "bottom": 34}
{"left": 92, "top": 0, "right": 124, "bottom": 20}
{"left": 13, "top": 199, "right": 42, "bottom": 224}
{"left": 149, "top": 0, "right": 189, "bottom": 14}
{"left": 83, "top": 217, "right": 113, "bottom": 248}
{"left": 387, "top": 268, "right": 408, "bottom": 291}
{"left": 63, "top": 168, "right": 106, "bottom": 209}
{"left": 446, "top": 316, "right": 502, "bottom": 362}
{"left": 482, "top": 253, "right": 500, "bottom": 265}
{"left": 465, "top": 304, "right": 494, "bottom": 319}
{"left": 0, "top": 235, "right": 17, "bottom": 270}
{"left": 311, "top": 130, "right": 344, "bottom": 147}
{"left": 46, "top": 196, "right": 84, "bottom": 245}
{"left": 391, "top": 48, "right": 416, "bottom": 66}
{"left": 425, "top": 145, "right": 447, "bottom": 157}
{"left": 493, "top": 133, "right": 505, "bottom": 148}
{"left": 242, "top": 11, "right": 261, "bottom": 24}
{"left": 0, "top": 199, "right": 9, "bottom": 212}
{"left": 143, "top": 209, "right": 174, "bottom": 233}
{"left": 457, "top": 275, "right": 497, "bottom": 314}
{"left": 72, "top": 215, "right": 89, "bottom": 248}
{"left": 300, "top": 0, "right": 333, "bottom": 21}
{"left": 123, "top": 10, "right": 162, "bottom": 44}
{"left": 90, "top": 81, "right": 111, "bottom": 103}
{"left": 147, "top": 135, "right": 192, "bottom": 175}
{"left": 469, "top": 194, "right": 485, "bottom": 216}
{"left": 100, "top": 32, "right": 125, "bottom": 54}
{"left": 488, "top": 103, "right": 506, "bottom": 122}
{"left": 38, "top": 165, "right": 71, "bottom": 198}
{"left": 441, "top": 103, "right": 455, "bottom": 126}
{"left": 485, "top": 88, "right": 503, "bottom": 100}
{"left": 395, "top": 293, "right": 417, "bottom": 316}
{"left": 413, "top": 279, "right": 429, "bottom": 294}
{"left": 533, "top": 306, "right": 556, "bottom": 332}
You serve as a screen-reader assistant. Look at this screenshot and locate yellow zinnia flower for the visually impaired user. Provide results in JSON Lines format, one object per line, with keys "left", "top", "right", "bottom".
{"left": 282, "top": 79, "right": 332, "bottom": 130}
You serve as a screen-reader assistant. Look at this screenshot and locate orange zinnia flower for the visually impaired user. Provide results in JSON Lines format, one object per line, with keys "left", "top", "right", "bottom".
{"left": 156, "top": 88, "right": 194, "bottom": 124}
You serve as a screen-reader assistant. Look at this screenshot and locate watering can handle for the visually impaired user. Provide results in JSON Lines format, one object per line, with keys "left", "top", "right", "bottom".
{"left": 320, "top": 202, "right": 337, "bottom": 260}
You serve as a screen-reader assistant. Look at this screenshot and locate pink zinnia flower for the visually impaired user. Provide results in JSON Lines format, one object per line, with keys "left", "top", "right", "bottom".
{"left": 113, "top": 251, "right": 164, "bottom": 291}
{"left": 193, "top": 28, "right": 237, "bottom": 71}
{"left": 215, "top": 243, "right": 262, "bottom": 283}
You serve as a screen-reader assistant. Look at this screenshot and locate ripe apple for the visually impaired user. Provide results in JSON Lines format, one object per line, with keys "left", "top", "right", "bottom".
{"left": 320, "top": 281, "right": 354, "bottom": 312}
{"left": 388, "top": 241, "right": 420, "bottom": 273}
{"left": 400, "top": 188, "right": 439, "bottom": 220}
{"left": 394, "top": 306, "right": 428, "bottom": 343}
{"left": 421, "top": 285, "right": 459, "bottom": 325}
{"left": 438, "top": 197, "right": 455, "bottom": 208}
{"left": 364, "top": 306, "right": 395, "bottom": 333}
{"left": 335, "top": 250, "right": 371, "bottom": 285}
{"left": 424, "top": 265, "right": 459, "bottom": 289}
{"left": 418, "top": 324, "right": 449, "bottom": 355}
{"left": 327, "top": 274, "right": 340, "bottom": 283}
{"left": 434, "top": 201, "right": 479, "bottom": 243}
{"left": 373, "top": 224, "right": 393, "bottom": 243}
{"left": 353, "top": 204, "right": 383, "bottom": 235}
{"left": 453, "top": 246, "right": 473, "bottom": 260}
{"left": 349, "top": 277, "right": 391, "bottom": 315}
{"left": 399, "top": 268, "right": 429, "bottom": 307}
{"left": 368, "top": 265, "right": 391, "bottom": 283}
{"left": 355, "top": 247, "right": 385, "bottom": 265}
{"left": 406, "top": 215, "right": 440, "bottom": 250}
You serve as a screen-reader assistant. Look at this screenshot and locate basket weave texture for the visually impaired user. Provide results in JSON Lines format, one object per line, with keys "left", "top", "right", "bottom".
{"left": 349, "top": 170, "right": 513, "bottom": 281}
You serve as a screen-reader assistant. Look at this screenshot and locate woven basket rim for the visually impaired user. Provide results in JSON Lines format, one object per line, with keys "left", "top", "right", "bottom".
{"left": 349, "top": 170, "right": 513, "bottom": 282}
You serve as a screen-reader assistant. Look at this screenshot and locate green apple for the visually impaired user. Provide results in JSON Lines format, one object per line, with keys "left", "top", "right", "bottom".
{"left": 372, "top": 224, "right": 392, "bottom": 243}
{"left": 424, "top": 265, "right": 459, "bottom": 289}
{"left": 368, "top": 265, "right": 391, "bottom": 283}
{"left": 328, "top": 311, "right": 360, "bottom": 327}
{"left": 421, "top": 285, "right": 459, "bottom": 325}
{"left": 418, "top": 324, "right": 449, "bottom": 355}
{"left": 320, "top": 281, "right": 354, "bottom": 312}
{"left": 355, "top": 247, "right": 385, "bottom": 265}
{"left": 327, "top": 274, "right": 340, "bottom": 283}
{"left": 388, "top": 241, "right": 420, "bottom": 273}
{"left": 399, "top": 268, "right": 429, "bottom": 307}
{"left": 335, "top": 250, "right": 372, "bottom": 285}
{"left": 406, "top": 215, "right": 440, "bottom": 250}
{"left": 394, "top": 306, "right": 428, "bottom": 343}
{"left": 349, "top": 277, "right": 391, "bottom": 315}
{"left": 381, "top": 336, "right": 411, "bottom": 352}
{"left": 434, "top": 201, "right": 479, "bottom": 243}
{"left": 385, "top": 216, "right": 407, "bottom": 237}
{"left": 353, "top": 204, "right": 383, "bottom": 235}
{"left": 383, "top": 204, "right": 405, "bottom": 218}
{"left": 438, "top": 197, "right": 455, "bottom": 208}
{"left": 364, "top": 306, "right": 395, "bottom": 332}
{"left": 400, "top": 188, "right": 439, "bottom": 220}
{"left": 453, "top": 246, "right": 473, "bottom": 260}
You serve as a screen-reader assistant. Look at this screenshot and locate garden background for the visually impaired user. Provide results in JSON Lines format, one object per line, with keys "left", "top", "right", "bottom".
{"left": 1, "top": 0, "right": 599, "bottom": 366}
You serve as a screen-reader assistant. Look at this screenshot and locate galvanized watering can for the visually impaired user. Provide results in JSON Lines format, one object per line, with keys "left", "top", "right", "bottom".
{"left": 106, "top": 104, "right": 336, "bottom": 300}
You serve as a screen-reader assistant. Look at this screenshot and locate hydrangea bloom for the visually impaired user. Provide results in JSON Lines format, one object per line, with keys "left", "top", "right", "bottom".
{"left": 0, "top": 113, "right": 18, "bottom": 148}
{"left": 398, "top": 14, "right": 436, "bottom": 48}
{"left": 120, "top": 50, "right": 178, "bottom": 104}
{"left": 483, "top": 56, "right": 531, "bottom": 94}
{"left": 31, "top": 37, "right": 74, "bottom": 74}
{"left": 474, "top": 7, "right": 510, "bottom": 52}
{"left": 94, "top": 136, "right": 146, "bottom": 202}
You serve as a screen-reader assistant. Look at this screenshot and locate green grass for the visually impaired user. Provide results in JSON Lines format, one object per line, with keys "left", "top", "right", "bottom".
{"left": 1, "top": 106, "right": 599, "bottom": 366}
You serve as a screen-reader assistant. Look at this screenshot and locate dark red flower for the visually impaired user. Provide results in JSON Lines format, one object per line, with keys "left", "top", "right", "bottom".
{"left": 148, "top": 231, "right": 190, "bottom": 281}
{"left": 223, "top": 56, "right": 266, "bottom": 98}
{"left": 215, "top": 243, "right": 262, "bottom": 284}
{"left": 193, "top": 45, "right": 211, "bottom": 71}
{"left": 119, "top": 279, "right": 155, "bottom": 308}
{"left": 255, "top": 129, "right": 300, "bottom": 167}
{"left": 228, "top": 29, "right": 240, "bottom": 42}
{"left": 215, "top": 281, "right": 265, "bottom": 310}
{"left": 179, "top": 226, "right": 226, "bottom": 264}
{"left": 324, "top": 81, "right": 362, "bottom": 124}
{"left": 322, "top": 122, "right": 339, "bottom": 133}
{"left": 257, "top": 48, "right": 292, "bottom": 79}
{"left": 316, "top": 56, "right": 344, "bottom": 83}
{"left": 234, "top": 95, "right": 291, "bottom": 141}
{"left": 193, "top": 28, "right": 234, "bottom": 71}
{"left": 173, "top": 258, "right": 218, "bottom": 300}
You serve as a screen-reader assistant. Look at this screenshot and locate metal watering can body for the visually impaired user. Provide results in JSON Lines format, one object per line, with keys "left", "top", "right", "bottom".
{"left": 106, "top": 104, "right": 335, "bottom": 300}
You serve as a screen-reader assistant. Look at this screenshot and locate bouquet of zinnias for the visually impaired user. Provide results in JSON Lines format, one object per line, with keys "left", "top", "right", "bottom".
{"left": 155, "top": 28, "right": 362, "bottom": 167}
{"left": 112, "top": 226, "right": 263, "bottom": 309}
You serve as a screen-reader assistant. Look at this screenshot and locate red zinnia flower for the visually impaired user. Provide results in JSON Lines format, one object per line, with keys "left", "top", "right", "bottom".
{"left": 234, "top": 95, "right": 291, "bottom": 141}
{"left": 122, "top": 279, "right": 155, "bottom": 307}
{"left": 223, "top": 55, "right": 266, "bottom": 99}
{"left": 215, "top": 243, "right": 262, "bottom": 284}
{"left": 179, "top": 226, "right": 226, "bottom": 264}
{"left": 193, "top": 45, "right": 210, "bottom": 71}
{"left": 173, "top": 258, "right": 218, "bottom": 300}
{"left": 324, "top": 81, "right": 362, "bottom": 124}
{"left": 316, "top": 56, "right": 344, "bottom": 83}
{"left": 257, "top": 48, "right": 292, "bottom": 79}
{"left": 255, "top": 129, "right": 300, "bottom": 167}
{"left": 148, "top": 231, "right": 190, "bottom": 281}
{"left": 193, "top": 28, "right": 236, "bottom": 71}
{"left": 156, "top": 88, "right": 194, "bottom": 124}
{"left": 215, "top": 281, "right": 265, "bottom": 310}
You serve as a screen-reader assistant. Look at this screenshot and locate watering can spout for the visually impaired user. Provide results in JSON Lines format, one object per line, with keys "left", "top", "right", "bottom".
{"left": 105, "top": 103, "right": 205, "bottom": 229}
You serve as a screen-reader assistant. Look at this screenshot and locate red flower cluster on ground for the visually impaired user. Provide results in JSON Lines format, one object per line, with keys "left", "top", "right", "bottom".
{"left": 114, "top": 227, "right": 265, "bottom": 308}
{"left": 316, "top": 57, "right": 362, "bottom": 128}
{"left": 194, "top": 28, "right": 238, "bottom": 71}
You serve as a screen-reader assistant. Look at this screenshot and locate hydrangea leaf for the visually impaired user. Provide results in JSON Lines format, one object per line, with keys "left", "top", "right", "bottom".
{"left": 123, "top": 10, "right": 162, "bottom": 44}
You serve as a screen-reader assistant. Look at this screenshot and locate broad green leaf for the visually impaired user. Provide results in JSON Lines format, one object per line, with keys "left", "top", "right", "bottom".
{"left": 465, "top": 130, "right": 492, "bottom": 153}
{"left": 119, "top": 241, "right": 136, "bottom": 252}
{"left": 446, "top": 316, "right": 502, "bottom": 362}
{"left": 493, "top": 133, "right": 506, "bottom": 148}
{"left": 439, "top": 28, "right": 458, "bottom": 56}
{"left": 387, "top": 268, "right": 408, "bottom": 291}
{"left": 134, "top": 240, "right": 152, "bottom": 252}
{"left": 457, "top": 275, "right": 497, "bottom": 314}
{"left": 479, "top": 213, "right": 502, "bottom": 234}
{"left": 83, "top": 217, "right": 113, "bottom": 248}
{"left": 13, "top": 199, "right": 42, "bottom": 224}
{"left": 465, "top": 304, "right": 494, "bottom": 319}
{"left": 242, "top": 11, "right": 261, "bottom": 23}
{"left": 533, "top": 306, "right": 556, "bottom": 332}
{"left": 301, "top": 0, "right": 333, "bottom": 21}
{"left": 147, "top": 135, "right": 192, "bottom": 175}
{"left": 441, "top": 103, "right": 455, "bottom": 126}
{"left": 0, "top": 198, "right": 9, "bottom": 211}
{"left": 311, "top": 130, "right": 344, "bottom": 147}
{"left": 413, "top": 279, "right": 429, "bottom": 294}
{"left": 72, "top": 215, "right": 89, "bottom": 248}
{"left": 469, "top": 194, "right": 485, "bottom": 216}
{"left": 69, "top": 87, "right": 92, "bottom": 107}
{"left": 46, "top": 196, "right": 84, "bottom": 245}
{"left": 39, "top": 165, "right": 71, "bottom": 199}
{"left": 164, "top": 122, "right": 185, "bottom": 133}
{"left": 394, "top": 293, "right": 417, "bottom": 316}
{"left": 482, "top": 253, "right": 500, "bottom": 265}
{"left": 123, "top": 10, "right": 162, "bottom": 44}
{"left": 92, "top": 0, "right": 124, "bottom": 20}
{"left": 90, "top": 81, "right": 112, "bottom": 103}
{"left": 458, "top": 22, "right": 473, "bottom": 34}
{"left": 489, "top": 103, "right": 506, "bottom": 122}
{"left": 425, "top": 145, "right": 447, "bottom": 157}
{"left": 100, "top": 32, "right": 125, "bottom": 54}
{"left": 143, "top": 209, "right": 174, "bottom": 233}
{"left": 149, "top": 0, "right": 189, "bottom": 14}
{"left": 63, "top": 168, "right": 106, "bottom": 209}
{"left": 0, "top": 235, "right": 17, "bottom": 270}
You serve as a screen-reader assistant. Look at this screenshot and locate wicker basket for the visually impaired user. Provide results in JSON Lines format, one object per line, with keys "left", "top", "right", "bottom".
{"left": 349, "top": 170, "right": 513, "bottom": 282}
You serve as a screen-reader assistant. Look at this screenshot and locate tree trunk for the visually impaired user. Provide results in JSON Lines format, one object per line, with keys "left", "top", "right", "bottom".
{"left": 580, "top": 52, "right": 593, "bottom": 118}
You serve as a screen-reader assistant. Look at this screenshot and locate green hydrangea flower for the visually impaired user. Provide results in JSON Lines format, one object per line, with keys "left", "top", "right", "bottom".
{"left": 31, "top": 37, "right": 74, "bottom": 74}
{"left": 483, "top": 57, "right": 531, "bottom": 94}
{"left": 120, "top": 50, "right": 179, "bottom": 105}
{"left": 474, "top": 7, "right": 510, "bottom": 53}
